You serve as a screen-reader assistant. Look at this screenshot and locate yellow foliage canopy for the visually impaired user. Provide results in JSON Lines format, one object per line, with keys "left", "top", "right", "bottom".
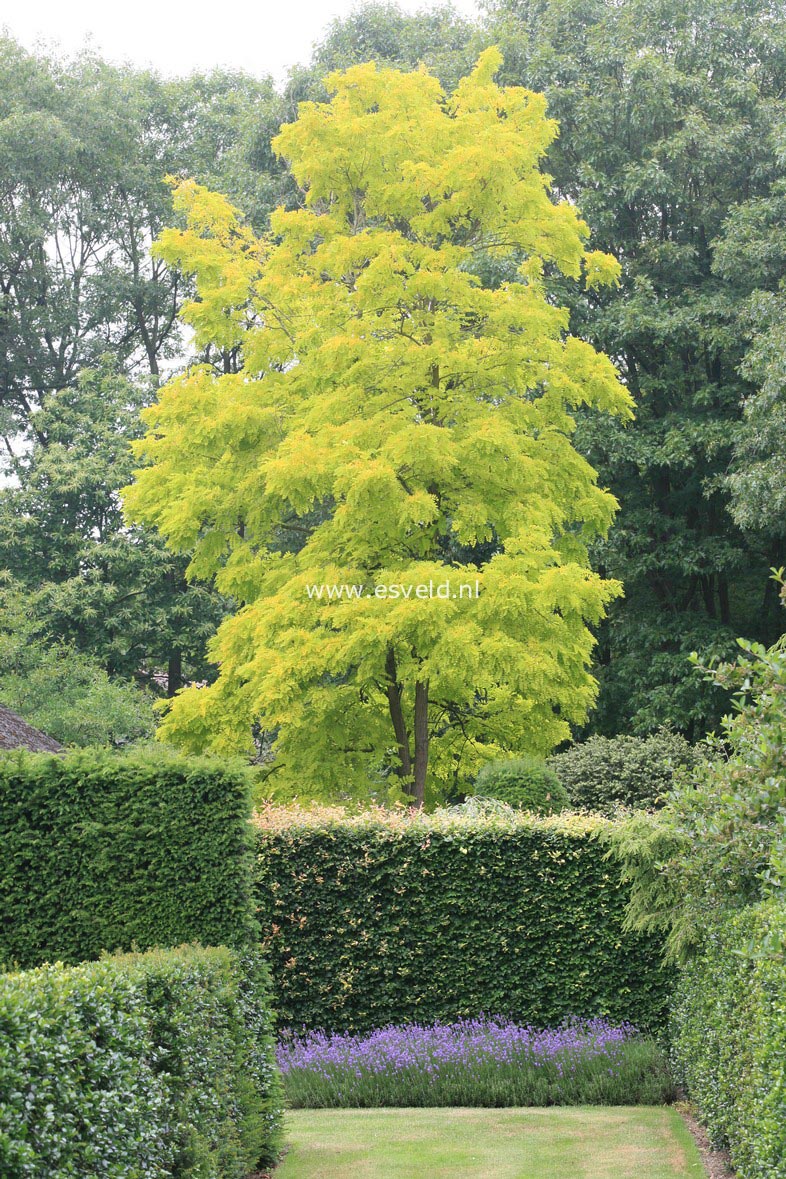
{"left": 124, "top": 49, "right": 633, "bottom": 803}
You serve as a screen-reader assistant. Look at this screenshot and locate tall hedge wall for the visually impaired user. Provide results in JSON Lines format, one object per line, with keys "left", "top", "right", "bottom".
{"left": 253, "top": 807, "right": 672, "bottom": 1033}
{"left": 671, "top": 899, "right": 786, "bottom": 1179}
{"left": 0, "top": 945, "right": 283, "bottom": 1177}
{"left": 0, "top": 749, "right": 257, "bottom": 969}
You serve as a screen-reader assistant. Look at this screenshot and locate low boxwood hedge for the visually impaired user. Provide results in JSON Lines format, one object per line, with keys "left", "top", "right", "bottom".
{"left": 671, "top": 898, "right": 786, "bottom": 1178}
{"left": 0, "top": 748, "right": 258, "bottom": 969}
{"left": 253, "top": 806, "right": 672, "bottom": 1034}
{"left": 0, "top": 944, "right": 283, "bottom": 1178}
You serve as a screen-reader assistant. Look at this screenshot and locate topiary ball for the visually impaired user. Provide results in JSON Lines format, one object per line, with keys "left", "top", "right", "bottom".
{"left": 473, "top": 756, "right": 570, "bottom": 814}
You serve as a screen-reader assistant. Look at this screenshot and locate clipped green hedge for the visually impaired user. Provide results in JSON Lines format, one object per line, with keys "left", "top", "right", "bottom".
{"left": 0, "top": 748, "right": 258, "bottom": 969}
{"left": 253, "top": 807, "right": 672, "bottom": 1034}
{"left": 0, "top": 944, "right": 283, "bottom": 1178}
{"left": 671, "top": 899, "right": 786, "bottom": 1178}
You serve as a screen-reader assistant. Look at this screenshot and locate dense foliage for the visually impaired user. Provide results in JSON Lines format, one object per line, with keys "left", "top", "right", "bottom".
{"left": 0, "top": 368, "right": 225, "bottom": 701}
{"left": 549, "top": 731, "right": 698, "bottom": 814}
{"left": 670, "top": 900, "right": 786, "bottom": 1178}
{"left": 3, "top": 1, "right": 786, "bottom": 750}
{"left": 253, "top": 807, "right": 671, "bottom": 1034}
{"left": 278, "top": 1018, "right": 673, "bottom": 1109}
{"left": 0, "top": 576, "right": 156, "bottom": 747}
{"left": 126, "top": 52, "right": 631, "bottom": 803}
{"left": 713, "top": 162, "right": 786, "bottom": 537}
{"left": 608, "top": 611, "right": 786, "bottom": 962}
{"left": 0, "top": 38, "right": 285, "bottom": 722}
{"left": 0, "top": 945, "right": 283, "bottom": 1178}
{"left": 0, "top": 749, "right": 258, "bottom": 969}
{"left": 487, "top": 0, "right": 786, "bottom": 737}
{"left": 474, "top": 756, "right": 570, "bottom": 814}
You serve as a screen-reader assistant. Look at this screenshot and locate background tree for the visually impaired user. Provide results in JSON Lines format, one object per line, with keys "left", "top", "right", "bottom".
{"left": 126, "top": 52, "right": 632, "bottom": 805}
{"left": 485, "top": 0, "right": 786, "bottom": 737}
{"left": 0, "top": 576, "right": 155, "bottom": 746}
{"left": 0, "top": 366, "right": 224, "bottom": 694}
{"left": 0, "top": 37, "right": 283, "bottom": 716}
{"left": 307, "top": 3, "right": 481, "bottom": 90}
{"left": 713, "top": 175, "right": 786, "bottom": 538}
{"left": 0, "top": 37, "right": 284, "bottom": 447}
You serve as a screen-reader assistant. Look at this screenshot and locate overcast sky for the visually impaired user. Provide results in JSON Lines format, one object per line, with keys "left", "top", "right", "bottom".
{"left": 3, "top": 0, "right": 481, "bottom": 84}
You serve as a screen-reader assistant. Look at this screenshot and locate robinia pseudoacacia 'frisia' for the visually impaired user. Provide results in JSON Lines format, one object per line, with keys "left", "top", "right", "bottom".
{"left": 124, "top": 49, "right": 633, "bottom": 806}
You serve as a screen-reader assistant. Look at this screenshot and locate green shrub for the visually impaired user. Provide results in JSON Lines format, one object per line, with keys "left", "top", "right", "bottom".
{"left": 474, "top": 756, "right": 570, "bottom": 814}
{"left": 671, "top": 899, "right": 786, "bottom": 1178}
{"left": 602, "top": 635, "right": 786, "bottom": 964}
{"left": 549, "top": 730, "right": 698, "bottom": 813}
{"left": 253, "top": 806, "right": 672, "bottom": 1034}
{"left": 0, "top": 748, "right": 258, "bottom": 969}
{"left": 0, "top": 945, "right": 283, "bottom": 1178}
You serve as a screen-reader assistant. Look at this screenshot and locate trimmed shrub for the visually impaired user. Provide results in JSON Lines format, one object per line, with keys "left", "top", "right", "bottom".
{"left": 0, "top": 945, "right": 283, "bottom": 1178}
{"left": 0, "top": 748, "right": 258, "bottom": 969}
{"left": 670, "top": 899, "right": 786, "bottom": 1178}
{"left": 253, "top": 806, "right": 672, "bottom": 1034}
{"left": 549, "top": 730, "right": 698, "bottom": 813}
{"left": 474, "top": 756, "right": 570, "bottom": 813}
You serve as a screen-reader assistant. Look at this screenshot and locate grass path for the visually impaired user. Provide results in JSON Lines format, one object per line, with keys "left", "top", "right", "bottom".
{"left": 274, "top": 1106, "right": 707, "bottom": 1178}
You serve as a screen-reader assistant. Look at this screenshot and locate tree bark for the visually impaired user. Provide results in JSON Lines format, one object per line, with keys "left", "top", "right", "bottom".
{"left": 385, "top": 647, "right": 413, "bottom": 785}
{"left": 167, "top": 649, "right": 182, "bottom": 697}
{"left": 701, "top": 574, "right": 717, "bottom": 619}
{"left": 718, "top": 574, "right": 731, "bottom": 626}
{"left": 412, "top": 679, "right": 430, "bottom": 809}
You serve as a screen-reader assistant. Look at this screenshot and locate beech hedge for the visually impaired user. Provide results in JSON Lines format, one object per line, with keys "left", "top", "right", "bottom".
{"left": 0, "top": 945, "right": 283, "bottom": 1178}
{"left": 671, "top": 899, "right": 786, "bottom": 1179}
{"left": 253, "top": 807, "right": 672, "bottom": 1034}
{"left": 0, "top": 749, "right": 258, "bottom": 970}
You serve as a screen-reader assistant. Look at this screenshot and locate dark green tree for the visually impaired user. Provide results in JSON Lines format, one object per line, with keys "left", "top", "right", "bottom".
{"left": 713, "top": 179, "right": 786, "bottom": 539}
{"left": 484, "top": 0, "right": 786, "bottom": 736}
{"left": 0, "top": 39, "right": 281, "bottom": 700}
{"left": 0, "top": 575, "right": 156, "bottom": 746}
{"left": 0, "top": 366, "right": 224, "bottom": 694}
{"left": 310, "top": 2, "right": 480, "bottom": 86}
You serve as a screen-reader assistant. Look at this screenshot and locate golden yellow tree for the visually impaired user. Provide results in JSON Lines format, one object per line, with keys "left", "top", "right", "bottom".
{"left": 125, "top": 49, "right": 633, "bottom": 806}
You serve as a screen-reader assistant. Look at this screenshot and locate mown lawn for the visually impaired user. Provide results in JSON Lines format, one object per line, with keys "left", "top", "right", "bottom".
{"left": 274, "top": 1106, "right": 706, "bottom": 1178}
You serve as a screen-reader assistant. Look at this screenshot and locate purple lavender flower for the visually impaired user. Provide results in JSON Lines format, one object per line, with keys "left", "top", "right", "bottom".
{"left": 276, "top": 1017, "right": 670, "bottom": 1109}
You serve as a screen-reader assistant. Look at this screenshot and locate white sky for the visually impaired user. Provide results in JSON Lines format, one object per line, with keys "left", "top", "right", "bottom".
{"left": 2, "top": 0, "right": 482, "bottom": 85}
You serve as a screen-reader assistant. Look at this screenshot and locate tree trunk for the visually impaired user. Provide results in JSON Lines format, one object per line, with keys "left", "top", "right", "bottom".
{"left": 412, "top": 679, "right": 429, "bottom": 809}
{"left": 167, "top": 649, "right": 182, "bottom": 697}
{"left": 385, "top": 647, "right": 413, "bottom": 785}
{"left": 701, "top": 574, "right": 717, "bottom": 619}
{"left": 718, "top": 574, "right": 731, "bottom": 626}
